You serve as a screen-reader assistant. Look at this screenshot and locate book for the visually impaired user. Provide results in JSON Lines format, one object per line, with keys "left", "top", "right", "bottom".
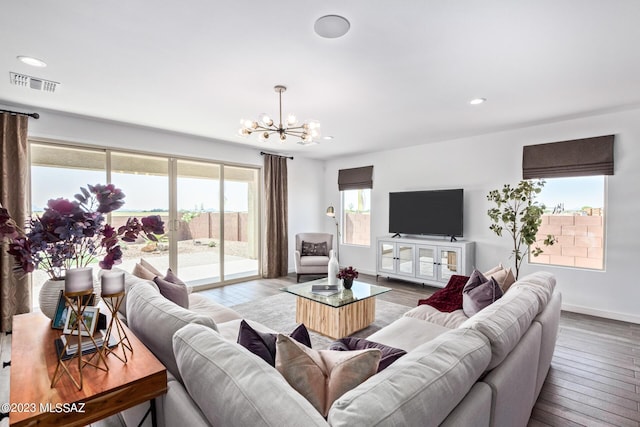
{"left": 61, "top": 329, "right": 106, "bottom": 355}
{"left": 55, "top": 329, "right": 118, "bottom": 360}
{"left": 311, "top": 283, "right": 340, "bottom": 296}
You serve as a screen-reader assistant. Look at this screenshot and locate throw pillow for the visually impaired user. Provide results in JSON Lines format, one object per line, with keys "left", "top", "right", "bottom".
{"left": 301, "top": 241, "right": 329, "bottom": 256}
{"left": 417, "top": 274, "right": 469, "bottom": 312}
{"left": 132, "top": 263, "right": 157, "bottom": 281}
{"left": 483, "top": 263, "right": 504, "bottom": 277}
{"left": 140, "top": 258, "right": 163, "bottom": 277}
{"left": 237, "top": 320, "right": 312, "bottom": 366}
{"left": 462, "top": 270, "right": 503, "bottom": 317}
{"left": 329, "top": 337, "right": 406, "bottom": 372}
{"left": 153, "top": 272, "right": 189, "bottom": 309}
{"left": 484, "top": 264, "right": 517, "bottom": 293}
{"left": 275, "top": 334, "right": 381, "bottom": 417}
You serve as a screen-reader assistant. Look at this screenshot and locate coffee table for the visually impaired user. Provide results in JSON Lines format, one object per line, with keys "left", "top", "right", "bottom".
{"left": 281, "top": 279, "right": 391, "bottom": 339}
{"left": 9, "top": 312, "right": 167, "bottom": 427}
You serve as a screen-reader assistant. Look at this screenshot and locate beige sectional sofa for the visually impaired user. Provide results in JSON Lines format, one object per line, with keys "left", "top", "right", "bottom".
{"left": 118, "top": 270, "right": 560, "bottom": 427}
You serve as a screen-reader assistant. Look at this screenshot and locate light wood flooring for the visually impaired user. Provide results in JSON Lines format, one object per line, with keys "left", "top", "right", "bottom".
{"left": 200, "top": 273, "right": 640, "bottom": 427}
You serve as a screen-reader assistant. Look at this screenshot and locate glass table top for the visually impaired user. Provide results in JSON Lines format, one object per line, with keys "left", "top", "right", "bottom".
{"left": 281, "top": 278, "right": 391, "bottom": 308}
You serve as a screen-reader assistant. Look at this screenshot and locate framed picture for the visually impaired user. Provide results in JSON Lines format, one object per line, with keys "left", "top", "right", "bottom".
{"left": 63, "top": 306, "right": 100, "bottom": 337}
{"left": 51, "top": 291, "right": 96, "bottom": 330}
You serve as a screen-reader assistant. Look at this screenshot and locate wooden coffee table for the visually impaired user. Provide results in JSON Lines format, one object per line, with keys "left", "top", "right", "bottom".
{"left": 281, "top": 279, "right": 391, "bottom": 339}
{"left": 9, "top": 312, "right": 167, "bottom": 427}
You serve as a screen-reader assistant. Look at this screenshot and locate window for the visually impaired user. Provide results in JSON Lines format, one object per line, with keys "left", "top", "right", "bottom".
{"left": 342, "top": 188, "right": 371, "bottom": 246}
{"left": 531, "top": 176, "right": 606, "bottom": 270}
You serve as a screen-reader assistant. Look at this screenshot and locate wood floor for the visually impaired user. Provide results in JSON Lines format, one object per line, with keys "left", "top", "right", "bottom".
{"left": 200, "top": 273, "right": 640, "bottom": 427}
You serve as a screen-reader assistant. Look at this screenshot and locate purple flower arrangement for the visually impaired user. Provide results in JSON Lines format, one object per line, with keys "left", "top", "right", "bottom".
{"left": 0, "top": 184, "right": 164, "bottom": 280}
{"left": 337, "top": 266, "right": 359, "bottom": 280}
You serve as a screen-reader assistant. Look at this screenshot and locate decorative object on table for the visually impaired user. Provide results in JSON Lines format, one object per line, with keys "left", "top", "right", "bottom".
{"left": 486, "top": 180, "right": 555, "bottom": 279}
{"left": 0, "top": 184, "right": 165, "bottom": 319}
{"left": 51, "top": 289, "right": 96, "bottom": 330}
{"left": 101, "top": 270, "right": 133, "bottom": 363}
{"left": 52, "top": 273, "right": 109, "bottom": 390}
{"left": 326, "top": 205, "right": 339, "bottom": 261}
{"left": 328, "top": 252, "right": 340, "bottom": 287}
{"left": 337, "top": 266, "right": 358, "bottom": 290}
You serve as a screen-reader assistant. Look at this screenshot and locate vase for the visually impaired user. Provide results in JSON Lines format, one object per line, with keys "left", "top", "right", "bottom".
{"left": 38, "top": 268, "right": 101, "bottom": 320}
{"left": 343, "top": 277, "right": 354, "bottom": 289}
{"left": 328, "top": 252, "right": 339, "bottom": 287}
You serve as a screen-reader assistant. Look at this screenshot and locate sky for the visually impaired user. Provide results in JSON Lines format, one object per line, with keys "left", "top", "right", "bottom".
{"left": 536, "top": 176, "right": 604, "bottom": 211}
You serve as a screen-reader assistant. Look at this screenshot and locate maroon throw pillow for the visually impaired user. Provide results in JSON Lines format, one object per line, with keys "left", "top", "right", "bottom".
{"left": 329, "top": 337, "right": 406, "bottom": 372}
{"left": 237, "top": 320, "right": 312, "bottom": 367}
{"left": 417, "top": 275, "right": 469, "bottom": 312}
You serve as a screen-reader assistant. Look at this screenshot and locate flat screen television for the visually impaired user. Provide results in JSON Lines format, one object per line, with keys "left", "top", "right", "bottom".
{"left": 389, "top": 189, "right": 463, "bottom": 238}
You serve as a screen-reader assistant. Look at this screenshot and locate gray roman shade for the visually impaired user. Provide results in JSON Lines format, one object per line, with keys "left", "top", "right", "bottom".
{"left": 338, "top": 166, "right": 374, "bottom": 191}
{"left": 522, "top": 135, "right": 614, "bottom": 179}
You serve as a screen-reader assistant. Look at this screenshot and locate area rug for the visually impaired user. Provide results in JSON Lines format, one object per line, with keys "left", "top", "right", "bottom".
{"left": 231, "top": 293, "right": 412, "bottom": 349}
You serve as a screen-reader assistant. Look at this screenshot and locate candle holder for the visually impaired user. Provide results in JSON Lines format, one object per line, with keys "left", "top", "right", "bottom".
{"left": 101, "top": 271, "right": 133, "bottom": 363}
{"left": 51, "top": 279, "right": 109, "bottom": 390}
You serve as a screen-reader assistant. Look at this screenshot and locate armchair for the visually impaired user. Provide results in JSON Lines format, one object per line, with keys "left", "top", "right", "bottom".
{"left": 294, "top": 233, "right": 334, "bottom": 282}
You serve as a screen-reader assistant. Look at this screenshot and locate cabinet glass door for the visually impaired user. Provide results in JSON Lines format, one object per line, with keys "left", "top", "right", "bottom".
{"left": 379, "top": 242, "right": 395, "bottom": 273}
{"left": 438, "top": 248, "right": 461, "bottom": 282}
{"left": 397, "top": 244, "right": 415, "bottom": 275}
{"left": 416, "top": 246, "right": 436, "bottom": 279}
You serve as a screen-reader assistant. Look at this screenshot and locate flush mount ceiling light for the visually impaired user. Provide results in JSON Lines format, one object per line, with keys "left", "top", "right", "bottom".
{"left": 314, "top": 15, "right": 350, "bottom": 38}
{"left": 470, "top": 98, "right": 487, "bottom": 105}
{"left": 17, "top": 56, "right": 47, "bottom": 67}
{"left": 239, "top": 85, "right": 320, "bottom": 145}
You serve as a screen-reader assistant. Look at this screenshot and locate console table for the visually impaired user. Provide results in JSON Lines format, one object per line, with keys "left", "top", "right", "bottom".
{"left": 9, "top": 312, "right": 167, "bottom": 427}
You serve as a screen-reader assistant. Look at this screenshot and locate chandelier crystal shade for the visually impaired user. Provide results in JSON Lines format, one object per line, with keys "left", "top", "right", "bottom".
{"left": 239, "top": 85, "right": 320, "bottom": 145}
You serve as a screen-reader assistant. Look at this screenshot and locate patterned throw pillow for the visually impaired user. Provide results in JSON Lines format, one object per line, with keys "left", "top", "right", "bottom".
{"left": 237, "top": 320, "right": 312, "bottom": 366}
{"left": 301, "top": 241, "right": 329, "bottom": 256}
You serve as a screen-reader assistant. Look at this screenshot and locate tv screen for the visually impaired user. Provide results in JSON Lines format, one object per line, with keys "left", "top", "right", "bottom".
{"left": 389, "top": 189, "right": 463, "bottom": 237}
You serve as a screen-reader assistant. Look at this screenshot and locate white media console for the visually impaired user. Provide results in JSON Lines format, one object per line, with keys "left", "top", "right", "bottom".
{"left": 376, "top": 236, "right": 475, "bottom": 288}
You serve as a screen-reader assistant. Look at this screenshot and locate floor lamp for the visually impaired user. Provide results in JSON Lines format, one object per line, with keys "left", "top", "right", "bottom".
{"left": 326, "top": 205, "right": 339, "bottom": 261}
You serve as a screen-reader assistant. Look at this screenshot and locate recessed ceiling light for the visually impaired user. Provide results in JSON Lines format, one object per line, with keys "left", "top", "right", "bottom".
{"left": 17, "top": 56, "right": 47, "bottom": 67}
{"left": 469, "top": 98, "right": 486, "bottom": 105}
{"left": 314, "top": 15, "right": 350, "bottom": 39}
{"left": 323, "top": 136, "right": 334, "bottom": 140}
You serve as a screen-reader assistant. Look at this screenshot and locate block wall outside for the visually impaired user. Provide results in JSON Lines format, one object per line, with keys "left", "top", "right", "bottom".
{"left": 532, "top": 214, "right": 604, "bottom": 269}
{"left": 344, "top": 212, "right": 371, "bottom": 246}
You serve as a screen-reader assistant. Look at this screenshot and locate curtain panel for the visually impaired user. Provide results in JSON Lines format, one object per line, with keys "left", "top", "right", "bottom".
{"left": 263, "top": 154, "right": 289, "bottom": 278}
{"left": 338, "top": 165, "right": 374, "bottom": 191}
{"left": 0, "top": 113, "right": 31, "bottom": 332}
{"left": 522, "top": 135, "right": 614, "bottom": 179}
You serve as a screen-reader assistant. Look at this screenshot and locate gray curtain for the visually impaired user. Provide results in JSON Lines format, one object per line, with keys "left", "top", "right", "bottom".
{"left": 1, "top": 113, "right": 31, "bottom": 332}
{"left": 263, "top": 154, "right": 288, "bottom": 278}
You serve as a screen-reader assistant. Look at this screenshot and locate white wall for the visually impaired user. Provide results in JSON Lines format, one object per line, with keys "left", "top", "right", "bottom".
{"left": 324, "top": 107, "right": 640, "bottom": 324}
{"left": 17, "top": 109, "right": 324, "bottom": 274}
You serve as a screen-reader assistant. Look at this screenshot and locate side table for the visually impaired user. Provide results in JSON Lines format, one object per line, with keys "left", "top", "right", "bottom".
{"left": 9, "top": 312, "right": 167, "bottom": 427}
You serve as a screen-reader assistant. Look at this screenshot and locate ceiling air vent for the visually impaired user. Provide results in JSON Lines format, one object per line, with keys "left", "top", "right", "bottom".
{"left": 9, "top": 72, "right": 59, "bottom": 93}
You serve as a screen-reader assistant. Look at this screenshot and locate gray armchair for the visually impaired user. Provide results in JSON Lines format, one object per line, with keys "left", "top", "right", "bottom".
{"left": 294, "top": 233, "right": 334, "bottom": 282}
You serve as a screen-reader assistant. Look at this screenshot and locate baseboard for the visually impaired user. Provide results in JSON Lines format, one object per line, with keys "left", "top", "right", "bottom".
{"left": 562, "top": 303, "right": 640, "bottom": 325}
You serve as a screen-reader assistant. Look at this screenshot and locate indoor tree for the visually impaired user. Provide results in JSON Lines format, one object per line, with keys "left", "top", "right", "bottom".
{"left": 487, "top": 180, "right": 555, "bottom": 279}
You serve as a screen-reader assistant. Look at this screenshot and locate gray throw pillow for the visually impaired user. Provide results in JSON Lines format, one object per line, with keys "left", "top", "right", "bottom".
{"left": 301, "top": 241, "right": 328, "bottom": 256}
{"left": 154, "top": 271, "right": 189, "bottom": 309}
{"left": 462, "top": 269, "right": 503, "bottom": 317}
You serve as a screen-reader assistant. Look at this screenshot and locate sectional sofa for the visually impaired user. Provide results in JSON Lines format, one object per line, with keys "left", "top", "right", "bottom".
{"left": 117, "top": 269, "right": 560, "bottom": 427}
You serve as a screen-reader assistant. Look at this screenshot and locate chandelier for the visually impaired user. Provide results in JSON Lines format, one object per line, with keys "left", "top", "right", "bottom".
{"left": 239, "top": 85, "right": 320, "bottom": 144}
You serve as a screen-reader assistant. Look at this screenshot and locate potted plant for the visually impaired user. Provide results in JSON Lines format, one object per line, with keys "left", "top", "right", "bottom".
{"left": 486, "top": 180, "right": 555, "bottom": 279}
{"left": 337, "top": 266, "right": 359, "bottom": 289}
{"left": 0, "top": 184, "right": 164, "bottom": 318}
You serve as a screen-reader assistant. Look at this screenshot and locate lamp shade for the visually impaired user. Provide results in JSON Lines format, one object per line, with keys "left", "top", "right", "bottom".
{"left": 101, "top": 270, "right": 125, "bottom": 296}
{"left": 64, "top": 267, "right": 94, "bottom": 294}
{"left": 326, "top": 205, "right": 335, "bottom": 217}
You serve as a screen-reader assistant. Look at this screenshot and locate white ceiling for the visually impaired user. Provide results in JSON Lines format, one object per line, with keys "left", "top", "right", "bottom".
{"left": 2, "top": 1, "right": 640, "bottom": 160}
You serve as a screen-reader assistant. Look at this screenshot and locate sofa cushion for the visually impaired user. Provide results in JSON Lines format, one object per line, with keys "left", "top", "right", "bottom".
{"left": 327, "top": 328, "right": 491, "bottom": 426}
{"left": 300, "top": 255, "right": 330, "bottom": 266}
{"left": 275, "top": 334, "right": 381, "bottom": 417}
{"left": 462, "top": 270, "right": 503, "bottom": 317}
{"left": 366, "top": 316, "right": 452, "bottom": 352}
{"left": 458, "top": 286, "right": 540, "bottom": 369}
{"left": 301, "top": 241, "right": 329, "bottom": 256}
{"left": 510, "top": 271, "right": 556, "bottom": 310}
{"left": 404, "top": 305, "right": 468, "bottom": 328}
{"left": 126, "top": 282, "right": 218, "bottom": 382}
{"left": 111, "top": 268, "right": 159, "bottom": 318}
{"left": 417, "top": 274, "right": 468, "bottom": 312}
{"left": 187, "top": 293, "right": 242, "bottom": 324}
{"left": 173, "top": 324, "right": 327, "bottom": 427}
{"left": 237, "top": 320, "right": 312, "bottom": 366}
{"left": 329, "top": 337, "right": 406, "bottom": 372}
{"left": 215, "top": 318, "right": 275, "bottom": 342}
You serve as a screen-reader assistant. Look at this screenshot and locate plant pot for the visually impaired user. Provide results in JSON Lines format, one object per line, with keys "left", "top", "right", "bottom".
{"left": 343, "top": 278, "right": 354, "bottom": 289}
{"left": 37, "top": 269, "right": 101, "bottom": 320}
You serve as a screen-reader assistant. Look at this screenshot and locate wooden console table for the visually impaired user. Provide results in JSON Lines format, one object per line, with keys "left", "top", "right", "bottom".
{"left": 9, "top": 312, "right": 167, "bottom": 427}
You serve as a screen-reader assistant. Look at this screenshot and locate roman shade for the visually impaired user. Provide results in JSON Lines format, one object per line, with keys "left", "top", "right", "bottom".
{"left": 338, "top": 166, "right": 373, "bottom": 191}
{"left": 522, "top": 135, "right": 614, "bottom": 179}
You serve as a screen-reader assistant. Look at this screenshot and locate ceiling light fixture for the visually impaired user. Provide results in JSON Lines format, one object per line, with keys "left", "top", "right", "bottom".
{"left": 314, "top": 15, "right": 350, "bottom": 38}
{"left": 239, "top": 85, "right": 320, "bottom": 145}
{"left": 17, "top": 56, "right": 47, "bottom": 67}
{"left": 470, "top": 98, "right": 487, "bottom": 105}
